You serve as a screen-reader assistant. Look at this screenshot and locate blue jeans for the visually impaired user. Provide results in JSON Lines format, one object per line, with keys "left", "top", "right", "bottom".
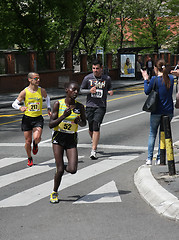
{"left": 148, "top": 114, "right": 173, "bottom": 161}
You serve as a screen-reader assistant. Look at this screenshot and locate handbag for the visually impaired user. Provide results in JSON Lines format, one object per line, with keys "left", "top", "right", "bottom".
{"left": 142, "top": 77, "right": 158, "bottom": 113}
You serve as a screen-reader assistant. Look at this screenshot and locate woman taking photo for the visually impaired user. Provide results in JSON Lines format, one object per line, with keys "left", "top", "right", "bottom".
{"left": 141, "top": 59, "right": 174, "bottom": 165}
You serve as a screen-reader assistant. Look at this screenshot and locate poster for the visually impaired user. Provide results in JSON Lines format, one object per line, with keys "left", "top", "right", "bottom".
{"left": 120, "top": 54, "right": 135, "bottom": 78}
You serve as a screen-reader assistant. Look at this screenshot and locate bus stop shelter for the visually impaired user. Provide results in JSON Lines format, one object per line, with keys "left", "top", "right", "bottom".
{"left": 118, "top": 47, "right": 151, "bottom": 79}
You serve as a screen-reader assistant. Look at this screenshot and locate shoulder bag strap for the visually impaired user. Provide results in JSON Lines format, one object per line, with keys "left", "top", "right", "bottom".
{"left": 153, "top": 76, "right": 158, "bottom": 91}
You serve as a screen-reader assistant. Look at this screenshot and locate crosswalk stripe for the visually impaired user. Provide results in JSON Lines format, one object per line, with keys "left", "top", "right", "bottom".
{"left": 0, "top": 143, "right": 24, "bottom": 147}
{"left": 0, "top": 159, "right": 55, "bottom": 188}
{"left": 0, "top": 156, "right": 84, "bottom": 188}
{"left": 0, "top": 157, "right": 26, "bottom": 168}
{"left": 0, "top": 155, "right": 137, "bottom": 208}
{"left": 74, "top": 180, "right": 122, "bottom": 204}
{"left": 0, "top": 142, "right": 149, "bottom": 151}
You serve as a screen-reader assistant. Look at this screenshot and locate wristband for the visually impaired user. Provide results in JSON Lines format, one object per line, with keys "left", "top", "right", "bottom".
{"left": 45, "top": 95, "right": 51, "bottom": 109}
{"left": 12, "top": 99, "right": 21, "bottom": 110}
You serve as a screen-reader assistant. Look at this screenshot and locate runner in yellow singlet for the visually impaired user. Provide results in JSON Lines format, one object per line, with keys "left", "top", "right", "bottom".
{"left": 49, "top": 81, "right": 86, "bottom": 203}
{"left": 12, "top": 72, "right": 51, "bottom": 167}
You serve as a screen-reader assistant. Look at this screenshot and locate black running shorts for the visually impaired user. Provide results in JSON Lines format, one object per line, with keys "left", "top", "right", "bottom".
{"left": 86, "top": 107, "right": 106, "bottom": 124}
{"left": 52, "top": 131, "right": 78, "bottom": 149}
{"left": 21, "top": 115, "right": 44, "bottom": 131}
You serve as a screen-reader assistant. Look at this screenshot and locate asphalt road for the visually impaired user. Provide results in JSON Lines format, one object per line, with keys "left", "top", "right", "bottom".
{"left": 0, "top": 85, "right": 179, "bottom": 240}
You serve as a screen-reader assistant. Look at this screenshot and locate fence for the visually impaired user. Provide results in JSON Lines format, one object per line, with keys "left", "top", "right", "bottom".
{"left": 0, "top": 49, "right": 178, "bottom": 93}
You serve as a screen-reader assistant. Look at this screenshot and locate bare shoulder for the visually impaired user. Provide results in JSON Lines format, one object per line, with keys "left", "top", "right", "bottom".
{"left": 17, "top": 89, "right": 26, "bottom": 101}
{"left": 41, "top": 87, "right": 47, "bottom": 97}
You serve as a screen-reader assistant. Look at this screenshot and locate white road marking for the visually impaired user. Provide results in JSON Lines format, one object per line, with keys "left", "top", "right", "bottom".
{"left": 106, "top": 110, "right": 120, "bottom": 115}
{"left": 101, "top": 111, "right": 144, "bottom": 127}
{"left": 0, "top": 111, "right": 145, "bottom": 146}
{"left": 0, "top": 157, "right": 26, "bottom": 168}
{"left": 0, "top": 143, "right": 149, "bottom": 150}
{"left": 74, "top": 180, "right": 122, "bottom": 204}
{"left": 0, "top": 155, "right": 137, "bottom": 208}
{"left": 41, "top": 111, "right": 145, "bottom": 143}
{"left": 0, "top": 143, "right": 24, "bottom": 147}
{"left": 78, "top": 144, "right": 149, "bottom": 151}
{"left": 0, "top": 156, "right": 84, "bottom": 188}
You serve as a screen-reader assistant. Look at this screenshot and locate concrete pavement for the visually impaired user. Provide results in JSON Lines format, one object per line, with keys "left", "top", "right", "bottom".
{"left": 0, "top": 79, "right": 179, "bottom": 221}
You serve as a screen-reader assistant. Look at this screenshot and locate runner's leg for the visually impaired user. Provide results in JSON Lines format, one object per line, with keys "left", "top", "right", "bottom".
{"left": 53, "top": 144, "right": 65, "bottom": 192}
{"left": 33, "top": 127, "right": 42, "bottom": 145}
{"left": 66, "top": 147, "right": 78, "bottom": 174}
{"left": 92, "top": 131, "right": 100, "bottom": 151}
{"left": 24, "top": 131, "right": 32, "bottom": 158}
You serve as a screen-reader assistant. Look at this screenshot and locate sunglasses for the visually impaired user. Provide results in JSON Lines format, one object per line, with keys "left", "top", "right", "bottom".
{"left": 32, "top": 77, "right": 40, "bottom": 81}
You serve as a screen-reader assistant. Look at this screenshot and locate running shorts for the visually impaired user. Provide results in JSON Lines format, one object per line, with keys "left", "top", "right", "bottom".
{"left": 52, "top": 131, "right": 78, "bottom": 149}
{"left": 86, "top": 107, "right": 106, "bottom": 124}
{"left": 21, "top": 115, "right": 44, "bottom": 131}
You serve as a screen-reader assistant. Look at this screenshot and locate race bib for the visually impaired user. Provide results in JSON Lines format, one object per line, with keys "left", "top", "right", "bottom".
{"left": 59, "top": 120, "right": 77, "bottom": 133}
{"left": 28, "top": 102, "right": 40, "bottom": 112}
{"left": 91, "top": 89, "right": 103, "bottom": 98}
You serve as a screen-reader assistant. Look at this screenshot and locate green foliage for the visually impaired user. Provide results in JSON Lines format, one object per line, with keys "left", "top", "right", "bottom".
{"left": 0, "top": 0, "right": 178, "bottom": 66}
{"left": 128, "top": 0, "right": 179, "bottom": 53}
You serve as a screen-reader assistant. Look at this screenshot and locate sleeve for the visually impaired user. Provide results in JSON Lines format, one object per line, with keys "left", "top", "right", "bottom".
{"left": 107, "top": 76, "right": 113, "bottom": 91}
{"left": 45, "top": 95, "right": 51, "bottom": 110}
{"left": 80, "top": 76, "right": 91, "bottom": 94}
{"left": 144, "top": 77, "right": 155, "bottom": 95}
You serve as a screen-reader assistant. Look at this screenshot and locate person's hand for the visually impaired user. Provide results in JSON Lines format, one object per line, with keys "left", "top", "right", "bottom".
{"left": 171, "top": 70, "right": 179, "bottom": 77}
{"left": 108, "top": 90, "right": 113, "bottom": 96}
{"left": 90, "top": 86, "right": 96, "bottom": 94}
{"left": 141, "top": 69, "right": 149, "bottom": 80}
{"left": 63, "top": 108, "right": 72, "bottom": 118}
{"left": 74, "top": 116, "right": 81, "bottom": 124}
{"left": 20, "top": 106, "right": 27, "bottom": 112}
{"left": 47, "top": 108, "right": 52, "bottom": 116}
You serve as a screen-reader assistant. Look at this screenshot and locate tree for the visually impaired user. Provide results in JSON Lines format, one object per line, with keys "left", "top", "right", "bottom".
{"left": 128, "top": 0, "right": 179, "bottom": 52}
{"left": 0, "top": 0, "right": 178, "bottom": 67}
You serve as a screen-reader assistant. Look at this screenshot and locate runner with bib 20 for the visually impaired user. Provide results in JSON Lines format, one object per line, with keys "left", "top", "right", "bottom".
{"left": 80, "top": 59, "right": 113, "bottom": 160}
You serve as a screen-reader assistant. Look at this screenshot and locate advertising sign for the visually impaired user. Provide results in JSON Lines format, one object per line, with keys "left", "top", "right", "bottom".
{"left": 120, "top": 54, "right": 135, "bottom": 78}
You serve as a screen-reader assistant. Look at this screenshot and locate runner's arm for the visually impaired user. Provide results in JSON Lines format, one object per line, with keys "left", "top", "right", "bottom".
{"left": 49, "top": 101, "right": 72, "bottom": 129}
{"left": 41, "top": 88, "right": 51, "bottom": 115}
{"left": 107, "top": 77, "right": 113, "bottom": 96}
{"left": 12, "top": 90, "right": 26, "bottom": 111}
{"left": 74, "top": 104, "right": 86, "bottom": 127}
{"left": 80, "top": 77, "right": 91, "bottom": 94}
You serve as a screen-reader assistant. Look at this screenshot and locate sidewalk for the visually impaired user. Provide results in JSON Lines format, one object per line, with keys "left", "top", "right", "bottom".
{"left": 0, "top": 78, "right": 179, "bottom": 221}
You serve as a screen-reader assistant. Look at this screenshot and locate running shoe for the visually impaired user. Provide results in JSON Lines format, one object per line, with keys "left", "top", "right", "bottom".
{"left": 90, "top": 150, "right": 98, "bottom": 160}
{"left": 50, "top": 192, "right": 59, "bottom": 203}
{"left": 32, "top": 140, "right": 38, "bottom": 155}
{"left": 27, "top": 157, "right": 33, "bottom": 167}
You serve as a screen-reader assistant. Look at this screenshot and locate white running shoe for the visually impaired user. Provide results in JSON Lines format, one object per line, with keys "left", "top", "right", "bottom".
{"left": 146, "top": 159, "right": 152, "bottom": 165}
{"left": 90, "top": 150, "right": 98, "bottom": 160}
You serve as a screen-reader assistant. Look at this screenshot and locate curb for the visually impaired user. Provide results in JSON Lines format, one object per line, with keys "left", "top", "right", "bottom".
{"left": 134, "top": 165, "right": 179, "bottom": 221}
